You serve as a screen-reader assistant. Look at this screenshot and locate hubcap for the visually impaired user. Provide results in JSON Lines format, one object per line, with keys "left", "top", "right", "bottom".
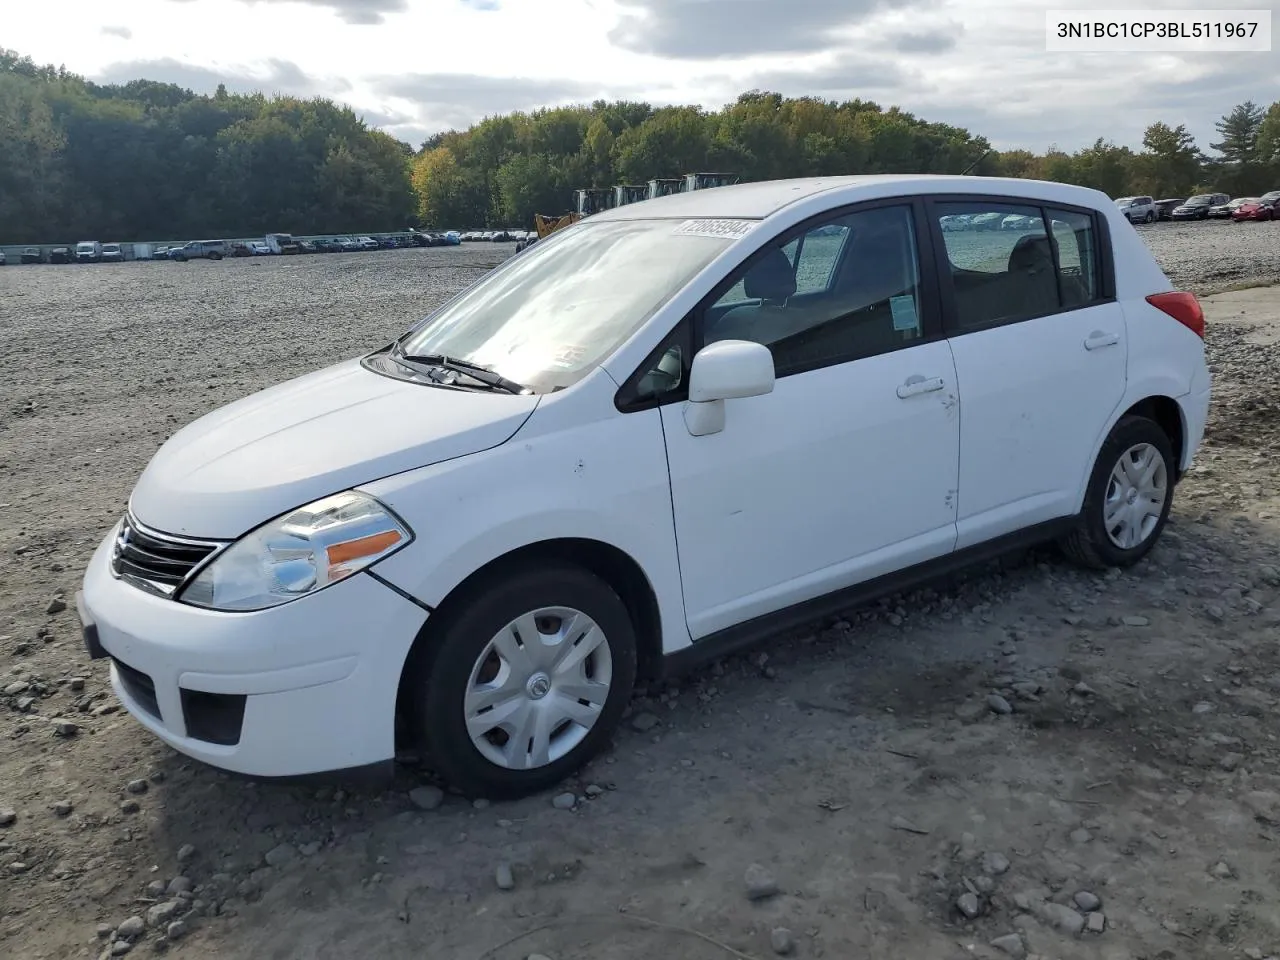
{"left": 1104, "top": 442, "right": 1168, "bottom": 550}
{"left": 463, "top": 606, "right": 613, "bottom": 771}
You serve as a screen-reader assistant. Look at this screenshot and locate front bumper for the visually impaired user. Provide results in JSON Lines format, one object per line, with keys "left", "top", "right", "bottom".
{"left": 77, "top": 529, "right": 428, "bottom": 777}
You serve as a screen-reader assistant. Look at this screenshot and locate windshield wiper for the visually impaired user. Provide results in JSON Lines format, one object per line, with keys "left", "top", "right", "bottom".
{"left": 395, "top": 350, "right": 530, "bottom": 395}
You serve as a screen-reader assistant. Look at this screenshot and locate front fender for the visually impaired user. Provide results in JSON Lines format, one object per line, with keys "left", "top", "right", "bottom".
{"left": 359, "top": 394, "right": 691, "bottom": 656}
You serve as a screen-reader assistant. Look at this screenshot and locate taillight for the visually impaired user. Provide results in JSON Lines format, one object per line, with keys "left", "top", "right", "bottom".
{"left": 1146, "top": 291, "right": 1205, "bottom": 338}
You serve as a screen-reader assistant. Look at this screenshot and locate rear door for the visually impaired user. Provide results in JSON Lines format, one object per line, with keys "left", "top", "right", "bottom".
{"left": 925, "top": 197, "right": 1127, "bottom": 550}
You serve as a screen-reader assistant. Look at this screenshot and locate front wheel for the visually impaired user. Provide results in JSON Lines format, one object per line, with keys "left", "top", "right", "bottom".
{"left": 407, "top": 564, "right": 638, "bottom": 799}
{"left": 1059, "top": 415, "right": 1175, "bottom": 569}
{"left": 1145, "top": 212, "right": 1155, "bottom": 223}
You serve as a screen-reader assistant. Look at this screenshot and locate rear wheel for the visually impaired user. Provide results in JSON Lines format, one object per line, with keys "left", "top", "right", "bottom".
{"left": 407, "top": 564, "right": 638, "bottom": 799}
{"left": 1059, "top": 415, "right": 1175, "bottom": 570}
{"left": 1145, "top": 211, "right": 1155, "bottom": 223}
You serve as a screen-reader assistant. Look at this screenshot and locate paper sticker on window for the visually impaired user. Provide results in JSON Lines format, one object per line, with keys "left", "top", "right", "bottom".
{"left": 890, "top": 295, "right": 919, "bottom": 332}
{"left": 672, "top": 219, "right": 756, "bottom": 241}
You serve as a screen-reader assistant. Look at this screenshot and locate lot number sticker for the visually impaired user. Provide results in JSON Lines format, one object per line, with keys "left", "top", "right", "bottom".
{"left": 673, "top": 219, "right": 757, "bottom": 240}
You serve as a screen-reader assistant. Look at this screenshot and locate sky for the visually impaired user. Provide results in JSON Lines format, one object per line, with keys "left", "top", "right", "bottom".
{"left": 6, "top": 0, "right": 1276, "bottom": 155}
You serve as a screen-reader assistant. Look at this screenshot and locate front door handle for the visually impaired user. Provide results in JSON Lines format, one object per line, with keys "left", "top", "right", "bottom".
{"left": 1084, "top": 330, "right": 1120, "bottom": 350}
{"left": 896, "top": 375, "right": 946, "bottom": 399}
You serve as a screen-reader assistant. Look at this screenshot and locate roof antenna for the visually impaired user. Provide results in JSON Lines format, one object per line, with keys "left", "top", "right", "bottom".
{"left": 961, "top": 148, "right": 992, "bottom": 176}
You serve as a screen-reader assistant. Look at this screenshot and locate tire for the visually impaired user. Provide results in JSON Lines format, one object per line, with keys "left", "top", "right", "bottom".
{"left": 210, "top": 252, "right": 222, "bottom": 260}
{"left": 1059, "top": 415, "right": 1176, "bottom": 570}
{"left": 1145, "top": 212, "right": 1155, "bottom": 223}
{"left": 406, "top": 563, "right": 638, "bottom": 799}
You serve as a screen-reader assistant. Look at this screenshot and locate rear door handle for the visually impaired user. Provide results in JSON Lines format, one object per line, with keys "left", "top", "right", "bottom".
{"left": 1084, "top": 330, "right": 1120, "bottom": 350}
{"left": 896, "top": 375, "right": 946, "bottom": 399}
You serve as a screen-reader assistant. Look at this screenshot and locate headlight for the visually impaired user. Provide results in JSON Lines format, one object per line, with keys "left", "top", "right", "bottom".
{"left": 178, "top": 490, "right": 413, "bottom": 612}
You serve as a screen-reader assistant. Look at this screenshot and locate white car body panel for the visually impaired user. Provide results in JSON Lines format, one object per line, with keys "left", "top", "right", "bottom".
{"left": 949, "top": 301, "right": 1128, "bottom": 550}
{"left": 77, "top": 173, "right": 1212, "bottom": 779}
{"left": 364, "top": 369, "right": 692, "bottom": 655}
{"left": 129, "top": 357, "right": 538, "bottom": 538}
{"left": 661, "top": 342, "right": 961, "bottom": 638}
{"left": 80, "top": 530, "right": 426, "bottom": 776}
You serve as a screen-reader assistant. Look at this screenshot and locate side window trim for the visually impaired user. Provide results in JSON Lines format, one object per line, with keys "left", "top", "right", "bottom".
{"left": 614, "top": 194, "right": 945, "bottom": 413}
{"left": 923, "top": 193, "right": 1115, "bottom": 338}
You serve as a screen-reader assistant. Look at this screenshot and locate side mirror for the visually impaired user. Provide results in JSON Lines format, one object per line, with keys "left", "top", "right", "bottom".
{"left": 684, "top": 339, "right": 775, "bottom": 436}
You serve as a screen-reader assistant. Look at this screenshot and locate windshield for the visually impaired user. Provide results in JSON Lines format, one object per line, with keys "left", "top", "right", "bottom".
{"left": 1115, "top": 197, "right": 1136, "bottom": 204}
{"left": 396, "top": 218, "right": 743, "bottom": 393}
{"left": 1187, "top": 196, "right": 1212, "bottom": 205}
{"left": 77, "top": 243, "right": 94, "bottom": 251}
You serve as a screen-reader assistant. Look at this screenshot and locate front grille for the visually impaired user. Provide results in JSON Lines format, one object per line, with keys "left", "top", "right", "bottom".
{"left": 110, "top": 512, "right": 221, "bottom": 598}
{"left": 113, "top": 658, "right": 161, "bottom": 720}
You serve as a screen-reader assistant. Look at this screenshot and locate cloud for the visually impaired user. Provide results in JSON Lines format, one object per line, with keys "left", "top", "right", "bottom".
{"left": 738, "top": 55, "right": 913, "bottom": 95}
{"left": 906, "top": 51, "right": 1280, "bottom": 153}
{"left": 889, "top": 27, "right": 957, "bottom": 54}
{"left": 608, "top": 0, "right": 927, "bottom": 59}
{"left": 95, "top": 58, "right": 350, "bottom": 97}
{"left": 101, "top": 25, "right": 133, "bottom": 40}
{"left": 371, "top": 73, "right": 612, "bottom": 131}
{"left": 166, "top": 0, "right": 408, "bottom": 25}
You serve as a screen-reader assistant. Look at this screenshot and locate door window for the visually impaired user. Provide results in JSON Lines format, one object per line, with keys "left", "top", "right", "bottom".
{"left": 1045, "top": 208, "right": 1100, "bottom": 307}
{"left": 934, "top": 201, "right": 1102, "bottom": 330}
{"left": 702, "top": 204, "right": 924, "bottom": 377}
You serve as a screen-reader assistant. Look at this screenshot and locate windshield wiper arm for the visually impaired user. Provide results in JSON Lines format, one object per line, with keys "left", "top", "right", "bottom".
{"left": 397, "top": 351, "right": 530, "bottom": 395}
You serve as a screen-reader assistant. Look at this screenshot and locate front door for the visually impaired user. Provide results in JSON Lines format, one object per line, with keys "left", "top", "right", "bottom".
{"left": 653, "top": 201, "right": 962, "bottom": 639}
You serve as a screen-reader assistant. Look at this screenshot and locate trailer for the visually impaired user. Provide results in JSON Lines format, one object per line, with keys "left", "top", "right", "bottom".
{"left": 647, "top": 178, "right": 684, "bottom": 200}
{"left": 684, "top": 172, "right": 740, "bottom": 191}
{"left": 613, "top": 184, "right": 648, "bottom": 207}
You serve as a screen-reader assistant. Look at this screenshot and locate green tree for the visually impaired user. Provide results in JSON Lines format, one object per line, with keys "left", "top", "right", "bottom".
{"left": 1136, "top": 122, "right": 1201, "bottom": 196}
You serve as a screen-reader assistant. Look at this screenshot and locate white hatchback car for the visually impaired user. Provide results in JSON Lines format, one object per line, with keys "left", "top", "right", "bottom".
{"left": 77, "top": 175, "right": 1211, "bottom": 798}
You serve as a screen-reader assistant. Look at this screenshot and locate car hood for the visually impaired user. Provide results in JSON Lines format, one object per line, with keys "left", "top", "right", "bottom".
{"left": 129, "top": 357, "right": 540, "bottom": 539}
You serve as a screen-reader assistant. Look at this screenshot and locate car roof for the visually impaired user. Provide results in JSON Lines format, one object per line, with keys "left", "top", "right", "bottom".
{"left": 591, "top": 174, "right": 1111, "bottom": 221}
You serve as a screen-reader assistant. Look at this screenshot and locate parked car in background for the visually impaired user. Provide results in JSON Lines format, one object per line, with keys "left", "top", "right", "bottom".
{"left": 20, "top": 247, "right": 42, "bottom": 264}
{"left": 75, "top": 174, "right": 1210, "bottom": 798}
{"left": 152, "top": 247, "right": 171, "bottom": 260}
{"left": 443, "top": 231, "right": 462, "bottom": 245}
{"left": 266, "top": 233, "right": 300, "bottom": 255}
{"left": 170, "top": 240, "right": 227, "bottom": 262}
{"left": 101, "top": 243, "right": 124, "bottom": 263}
{"left": 1209, "top": 197, "right": 1251, "bottom": 219}
{"left": 1171, "top": 194, "right": 1228, "bottom": 220}
{"left": 1154, "top": 198, "right": 1185, "bottom": 220}
{"left": 76, "top": 241, "right": 103, "bottom": 263}
{"left": 1230, "top": 191, "right": 1280, "bottom": 222}
{"left": 1115, "top": 196, "right": 1156, "bottom": 223}
{"left": 299, "top": 240, "right": 318, "bottom": 254}
{"left": 229, "top": 242, "right": 252, "bottom": 257}
{"left": 248, "top": 241, "right": 272, "bottom": 255}
{"left": 49, "top": 246, "right": 73, "bottom": 264}
{"left": 355, "top": 236, "right": 379, "bottom": 250}
{"left": 0, "top": 250, "right": 6, "bottom": 265}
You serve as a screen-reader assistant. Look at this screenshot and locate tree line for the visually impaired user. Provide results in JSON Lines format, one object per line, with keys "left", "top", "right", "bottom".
{"left": 2, "top": 48, "right": 1278, "bottom": 243}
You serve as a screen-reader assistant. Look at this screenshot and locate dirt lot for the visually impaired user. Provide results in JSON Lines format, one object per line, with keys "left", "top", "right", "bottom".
{"left": 3, "top": 221, "right": 1280, "bottom": 960}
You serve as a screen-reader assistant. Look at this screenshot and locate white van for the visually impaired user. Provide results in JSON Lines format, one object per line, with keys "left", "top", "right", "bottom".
{"left": 75, "top": 241, "right": 103, "bottom": 263}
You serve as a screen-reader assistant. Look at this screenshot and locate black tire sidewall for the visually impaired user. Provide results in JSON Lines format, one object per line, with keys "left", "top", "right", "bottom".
{"left": 1079, "top": 416, "right": 1176, "bottom": 566}
{"left": 412, "top": 565, "right": 638, "bottom": 799}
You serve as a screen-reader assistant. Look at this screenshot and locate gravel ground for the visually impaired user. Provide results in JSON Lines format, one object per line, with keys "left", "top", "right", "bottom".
{"left": 2, "top": 221, "right": 1280, "bottom": 960}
